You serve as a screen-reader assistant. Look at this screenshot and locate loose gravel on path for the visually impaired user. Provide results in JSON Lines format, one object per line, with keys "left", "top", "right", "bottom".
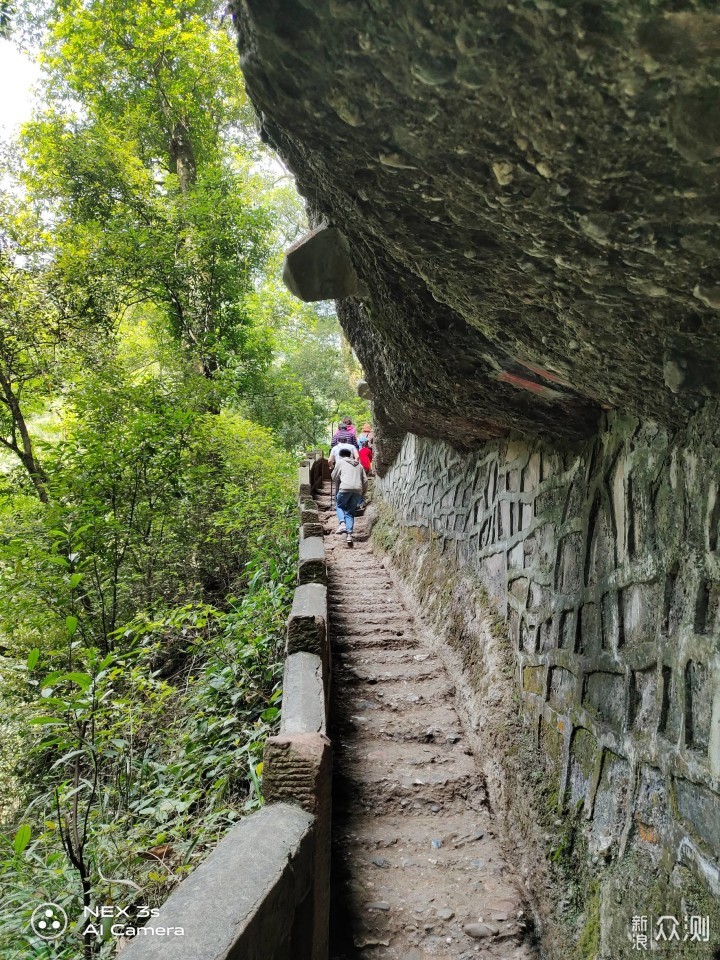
{"left": 318, "top": 482, "right": 538, "bottom": 960}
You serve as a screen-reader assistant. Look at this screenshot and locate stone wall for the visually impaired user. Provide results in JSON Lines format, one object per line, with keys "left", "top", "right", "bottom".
{"left": 377, "top": 408, "right": 720, "bottom": 954}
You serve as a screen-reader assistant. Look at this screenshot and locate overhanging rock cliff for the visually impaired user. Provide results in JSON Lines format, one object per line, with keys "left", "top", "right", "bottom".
{"left": 234, "top": 0, "right": 720, "bottom": 470}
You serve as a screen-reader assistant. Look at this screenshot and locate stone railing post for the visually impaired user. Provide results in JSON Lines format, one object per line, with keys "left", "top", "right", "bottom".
{"left": 262, "top": 454, "right": 331, "bottom": 960}
{"left": 117, "top": 453, "right": 331, "bottom": 960}
{"left": 263, "top": 732, "right": 332, "bottom": 960}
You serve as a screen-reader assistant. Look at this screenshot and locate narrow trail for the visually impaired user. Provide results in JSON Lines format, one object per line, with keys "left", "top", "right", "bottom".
{"left": 317, "top": 480, "right": 538, "bottom": 960}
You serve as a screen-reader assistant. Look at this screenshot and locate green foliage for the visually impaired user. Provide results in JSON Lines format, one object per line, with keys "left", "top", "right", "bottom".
{"left": 0, "top": 371, "right": 297, "bottom": 954}
{"left": 13, "top": 824, "right": 31, "bottom": 856}
{"left": 0, "top": 2, "right": 370, "bottom": 953}
{"left": 576, "top": 883, "right": 601, "bottom": 960}
{"left": 0, "top": 376, "right": 295, "bottom": 648}
{"left": 14, "top": 0, "right": 274, "bottom": 382}
{"left": 0, "top": 558, "right": 295, "bottom": 957}
{"left": 21, "top": 119, "right": 275, "bottom": 379}
{"left": 242, "top": 274, "right": 372, "bottom": 450}
{"left": 40, "top": 0, "right": 252, "bottom": 167}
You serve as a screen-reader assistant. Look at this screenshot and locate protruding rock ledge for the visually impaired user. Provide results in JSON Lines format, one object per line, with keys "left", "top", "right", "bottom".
{"left": 283, "top": 224, "right": 368, "bottom": 303}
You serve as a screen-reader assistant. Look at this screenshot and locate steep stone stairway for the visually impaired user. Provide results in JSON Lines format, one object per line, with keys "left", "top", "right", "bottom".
{"left": 316, "top": 481, "right": 538, "bottom": 960}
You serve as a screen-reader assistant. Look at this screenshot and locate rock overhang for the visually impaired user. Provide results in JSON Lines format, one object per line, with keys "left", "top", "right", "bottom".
{"left": 232, "top": 0, "right": 720, "bottom": 470}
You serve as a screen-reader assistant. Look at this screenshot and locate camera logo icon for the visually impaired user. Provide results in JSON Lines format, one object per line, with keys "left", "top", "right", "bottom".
{"left": 30, "top": 903, "right": 68, "bottom": 939}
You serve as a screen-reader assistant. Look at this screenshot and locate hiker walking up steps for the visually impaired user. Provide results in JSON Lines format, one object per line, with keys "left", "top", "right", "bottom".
{"left": 331, "top": 416, "right": 359, "bottom": 450}
{"left": 357, "top": 421, "right": 373, "bottom": 450}
{"left": 331, "top": 447, "right": 367, "bottom": 547}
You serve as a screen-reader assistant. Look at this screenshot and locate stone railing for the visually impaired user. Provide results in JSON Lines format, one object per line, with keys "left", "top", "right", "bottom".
{"left": 123, "top": 455, "right": 330, "bottom": 960}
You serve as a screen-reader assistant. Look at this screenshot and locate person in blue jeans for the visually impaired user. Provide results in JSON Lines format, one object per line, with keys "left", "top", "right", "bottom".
{"left": 331, "top": 448, "right": 367, "bottom": 547}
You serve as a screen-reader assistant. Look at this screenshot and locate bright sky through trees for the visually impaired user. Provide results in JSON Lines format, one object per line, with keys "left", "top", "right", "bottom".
{"left": 0, "top": 40, "right": 37, "bottom": 132}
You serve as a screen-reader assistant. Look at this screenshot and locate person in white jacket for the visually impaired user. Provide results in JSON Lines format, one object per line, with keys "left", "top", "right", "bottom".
{"left": 331, "top": 449, "right": 367, "bottom": 547}
{"left": 327, "top": 441, "right": 358, "bottom": 468}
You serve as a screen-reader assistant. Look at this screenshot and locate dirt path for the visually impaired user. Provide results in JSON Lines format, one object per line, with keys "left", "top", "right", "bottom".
{"left": 318, "top": 481, "right": 538, "bottom": 960}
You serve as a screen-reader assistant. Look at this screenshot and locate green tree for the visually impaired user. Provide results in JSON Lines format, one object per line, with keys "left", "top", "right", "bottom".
{"left": 242, "top": 274, "right": 372, "bottom": 450}
{"left": 0, "top": 1, "right": 11, "bottom": 37}
{"left": 20, "top": 0, "right": 274, "bottom": 380}
{"left": 0, "top": 190, "right": 112, "bottom": 502}
{"left": 0, "top": 253, "right": 53, "bottom": 501}
{"left": 0, "top": 335, "right": 297, "bottom": 956}
{"left": 0, "top": 3, "right": 372, "bottom": 953}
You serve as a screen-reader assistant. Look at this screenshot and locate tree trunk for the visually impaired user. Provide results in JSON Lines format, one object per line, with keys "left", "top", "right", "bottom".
{"left": 170, "top": 120, "right": 197, "bottom": 193}
{"left": 0, "top": 369, "right": 50, "bottom": 503}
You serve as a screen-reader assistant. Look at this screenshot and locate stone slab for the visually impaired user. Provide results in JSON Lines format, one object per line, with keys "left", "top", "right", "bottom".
{"left": 287, "top": 583, "right": 328, "bottom": 657}
{"left": 264, "top": 732, "right": 332, "bottom": 818}
{"left": 299, "top": 496, "right": 319, "bottom": 526}
{"left": 675, "top": 778, "right": 720, "bottom": 859}
{"left": 309, "top": 459, "right": 325, "bottom": 493}
{"left": 281, "top": 652, "right": 326, "bottom": 735}
{"left": 301, "top": 521, "right": 325, "bottom": 539}
{"left": 298, "top": 536, "right": 326, "bottom": 585}
{"left": 282, "top": 224, "right": 368, "bottom": 302}
{"left": 263, "top": 733, "right": 333, "bottom": 960}
{"left": 298, "top": 463, "right": 312, "bottom": 500}
{"left": 119, "top": 803, "right": 314, "bottom": 960}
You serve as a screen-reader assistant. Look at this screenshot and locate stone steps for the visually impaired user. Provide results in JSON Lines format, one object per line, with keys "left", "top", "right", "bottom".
{"left": 320, "top": 480, "right": 537, "bottom": 960}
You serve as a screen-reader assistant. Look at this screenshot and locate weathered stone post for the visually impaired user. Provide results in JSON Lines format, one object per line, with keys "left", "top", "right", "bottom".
{"left": 299, "top": 462, "right": 312, "bottom": 499}
{"left": 263, "top": 732, "right": 332, "bottom": 960}
{"left": 261, "top": 455, "right": 332, "bottom": 960}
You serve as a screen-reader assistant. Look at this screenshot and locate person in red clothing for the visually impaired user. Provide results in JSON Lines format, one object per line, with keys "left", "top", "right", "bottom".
{"left": 356, "top": 443, "right": 372, "bottom": 514}
{"left": 358, "top": 444, "right": 372, "bottom": 474}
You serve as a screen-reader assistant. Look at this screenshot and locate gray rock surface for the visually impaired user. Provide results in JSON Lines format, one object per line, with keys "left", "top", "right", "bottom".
{"left": 234, "top": 0, "right": 720, "bottom": 471}
{"left": 283, "top": 224, "right": 369, "bottom": 301}
{"left": 119, "top": 804, "right": 314, "bottom": 960}
{"left": 280, "top": 652, "right": 326, "bottom": 736}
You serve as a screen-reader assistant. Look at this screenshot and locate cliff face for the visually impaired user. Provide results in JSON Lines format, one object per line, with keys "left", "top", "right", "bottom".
{"left": 234, "top": 0, "right": 720, "bottom": 465}
{"left": 376, "top": 413, "right": 720, "bottom": 955}
{"left": 231, "top": 2, "right": 720, "bottom": 951}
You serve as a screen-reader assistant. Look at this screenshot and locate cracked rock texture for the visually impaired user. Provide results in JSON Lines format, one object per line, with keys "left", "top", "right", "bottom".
{"left": 375, "top": 410, "right": 720, "bottom": 955}
{"left": 234, "top": 0, "right": 720, "bottom": 469}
